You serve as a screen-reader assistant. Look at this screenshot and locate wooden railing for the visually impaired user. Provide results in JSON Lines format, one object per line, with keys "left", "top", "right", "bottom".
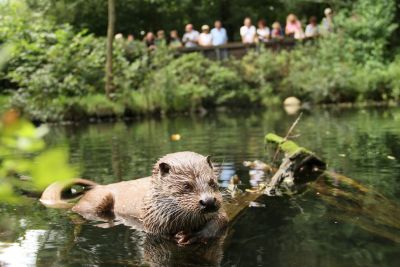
{"left": 177, "top": 38, "right": 299, "bottom": 60}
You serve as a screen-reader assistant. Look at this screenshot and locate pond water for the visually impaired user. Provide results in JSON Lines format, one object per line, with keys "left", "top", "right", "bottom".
{"left": 1, "top": 107, "right": 400, "bottom": 267}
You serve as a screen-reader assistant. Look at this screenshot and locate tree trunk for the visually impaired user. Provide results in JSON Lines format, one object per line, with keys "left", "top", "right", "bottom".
{"left": 105, "top": 0, "right": 116, "bottom": 98}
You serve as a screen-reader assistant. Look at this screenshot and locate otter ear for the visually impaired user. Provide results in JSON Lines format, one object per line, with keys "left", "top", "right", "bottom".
{"left": 159, "top": 162, "right": 171, "bottom": 176}
{"left": 206, "top": 155, "right": 213, "bottom": 169}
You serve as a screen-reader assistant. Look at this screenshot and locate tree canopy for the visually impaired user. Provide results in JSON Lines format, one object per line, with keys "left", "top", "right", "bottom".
{"left": 27, "top": 0, "right": 347, "bottom": 40}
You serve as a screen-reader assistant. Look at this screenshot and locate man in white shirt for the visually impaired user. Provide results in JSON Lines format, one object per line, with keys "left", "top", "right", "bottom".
{"left": 240, "top": 17, "right": 256, "bottom": 44}
{"left": 182, "top": 24, "right": 200, "bottom": 48}
{"left": 210, "top": 20, "right": 228, "bottom": 46}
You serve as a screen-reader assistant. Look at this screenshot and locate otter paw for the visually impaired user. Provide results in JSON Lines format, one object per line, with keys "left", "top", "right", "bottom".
{"left": 174, "top": 231, "right": 206, "bottom": 246}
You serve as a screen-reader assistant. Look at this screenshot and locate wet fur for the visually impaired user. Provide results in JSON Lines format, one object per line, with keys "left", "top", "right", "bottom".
{"left": 143, "top": 153, "right": 223, "bottom": 234}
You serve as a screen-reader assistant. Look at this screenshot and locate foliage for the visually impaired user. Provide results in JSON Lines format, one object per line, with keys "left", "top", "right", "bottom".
{"left": 387, "top": 56, "right": 400, "bottom": 101}
{"left": 0, "top": 0, "right": 400, "bottom": 121}
{"left": 334, "top": 0, "right": 397, "bottom": 64}
{"left": 140, "top": 53, "right": 242, "bottom": 111}
{"left": 68, "top": 94, "right": 125, "bottom": 118}
{"left": 0, "top": 110, "right": 76, "bottom": 203}
{"left": 0, "top": 1, "right": 147, "bottom": 120}
{"left": 0, "top": 95, "right": 11, "bottom": 113}
{"left": 276, "top": 0, "right": 398, "bottom": 103}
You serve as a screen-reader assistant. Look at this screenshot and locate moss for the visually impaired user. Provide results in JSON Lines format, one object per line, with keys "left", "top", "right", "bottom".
{"left": 265, "top": 133, "right": 312, "bottom": 156}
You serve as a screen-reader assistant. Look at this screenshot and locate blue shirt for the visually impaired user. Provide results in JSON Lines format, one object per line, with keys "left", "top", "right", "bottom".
{"left": 210, "top": 27, "right": 228, "bottom": 46}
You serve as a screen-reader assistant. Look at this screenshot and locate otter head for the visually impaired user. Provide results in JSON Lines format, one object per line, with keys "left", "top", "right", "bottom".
{"left": 144, "top": 152, "right": 223, "bottom": 234}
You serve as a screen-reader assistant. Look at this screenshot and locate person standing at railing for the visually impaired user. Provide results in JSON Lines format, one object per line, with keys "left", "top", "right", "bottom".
{"left": 169, "top": 30, "right": 182, "bottom": 48}
{"left": 305, "top": 16, "right": 319, "bottom": 38}
{"left": 210, "top": 20, "right": 228, "bottom": 46}
{"left": 182, "top": 24, "right": 200, "bottom": 48}
{"left": 199, "top": 25, "right": 213, "bottom": 46}
{"left": 271, "top": 22, "right": 284, "bottom": 39}
{"left": 155, "top": 30, "right": 167, "bottom": 46}
{"left": 240, "top": 17, "right": 257, "bottom": 44}
{"left": 211, "top": 20, "right": 228, "bottom": 60}
{"left": 115, "top": 33, "right": 124, "bottom": 40}
{"left": 257, "top": 19, "right": 270, "bottom": 43}
{"left": 143, "top": 32, "right": 156, "bottom": 50}
{"left": 125, "top": 34, "right": 137, "bottom": 61}
{"left": 127, "top": 34, "right": 134, "bottom": 42}
{"left": 321, "top": 8, "right": 334, "bottom": 34}
{"left": 285, "top": 14, "right": 305, "bottom": 40}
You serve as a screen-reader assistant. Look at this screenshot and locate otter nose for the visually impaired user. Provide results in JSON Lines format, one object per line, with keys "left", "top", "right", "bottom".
{"left": 199, "top": 196, "right": 218, "bottom": 212}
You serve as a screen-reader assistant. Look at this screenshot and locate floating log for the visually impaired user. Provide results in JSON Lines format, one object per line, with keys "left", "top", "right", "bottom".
{"left": 225, "top": 132, "right": 400, "bottom": 242}
{"left": 224, "top": 133, "right": 326, "bottom": 221}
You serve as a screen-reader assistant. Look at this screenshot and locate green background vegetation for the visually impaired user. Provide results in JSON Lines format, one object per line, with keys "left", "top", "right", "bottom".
{"left": 0, "top": 0, "right": 400, "bottom": 121}
{"left": 1, "top": 2, "right": 400, "bottom": 264}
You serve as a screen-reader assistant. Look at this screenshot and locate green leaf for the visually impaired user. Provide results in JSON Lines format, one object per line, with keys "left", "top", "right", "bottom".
{"left": 31, "top": 149, "right": 76, "bottom": 190}
{"left": 0, "top": 183, "right": 20, "bottom": 204}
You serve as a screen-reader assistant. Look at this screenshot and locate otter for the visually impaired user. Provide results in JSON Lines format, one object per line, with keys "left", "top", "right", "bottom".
{"left": 40, "top": 151, "right": 228, "bottom": 245}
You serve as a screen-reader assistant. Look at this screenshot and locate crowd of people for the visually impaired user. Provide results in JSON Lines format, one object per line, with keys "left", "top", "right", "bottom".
{"left": 117, "top": 8, "right": 334, "bottom": 50}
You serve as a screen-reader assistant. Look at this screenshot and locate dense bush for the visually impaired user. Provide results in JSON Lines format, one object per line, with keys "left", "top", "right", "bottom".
{"left": 136, "top": 53, "right": 253, "bottom": 112}
{"left": 275, "top": 0, "right": 399, "bottom": 103}
{"left": 0, "top": 1, "right": 147, "bottom": 120}
{"left": 1, "top": 0, "right": 399, "bottom": 121}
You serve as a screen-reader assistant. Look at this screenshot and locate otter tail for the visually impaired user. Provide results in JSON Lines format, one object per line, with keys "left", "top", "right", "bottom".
{"left": 40, "top": 178, "right": 98, "bottom": 209}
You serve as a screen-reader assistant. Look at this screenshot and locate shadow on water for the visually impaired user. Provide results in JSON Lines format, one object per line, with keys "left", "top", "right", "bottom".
{"left": 1, "top": 107, "right": 400, "bottom": 266}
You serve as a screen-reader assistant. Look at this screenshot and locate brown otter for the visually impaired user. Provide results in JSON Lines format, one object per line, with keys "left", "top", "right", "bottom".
{"left": 40, "top": 151, "right": 228, "bottom": 245}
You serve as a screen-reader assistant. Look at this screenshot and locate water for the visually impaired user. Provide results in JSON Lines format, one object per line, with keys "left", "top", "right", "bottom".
{"left": 1, "top": 107, "right": 400, "bottom": 267}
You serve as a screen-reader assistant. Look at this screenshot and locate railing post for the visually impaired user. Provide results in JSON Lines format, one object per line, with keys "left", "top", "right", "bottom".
{"left": 215, "top": 47, "right": 221, "bottom": 61}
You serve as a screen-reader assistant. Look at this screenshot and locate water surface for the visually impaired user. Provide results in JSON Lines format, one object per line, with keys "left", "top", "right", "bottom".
{"left": 1, "top": 107, "right": 400, "bottom": 266}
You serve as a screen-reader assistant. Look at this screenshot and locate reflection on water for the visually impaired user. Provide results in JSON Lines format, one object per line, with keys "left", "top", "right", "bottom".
{"left": 219, "top": 163, "right": 236, "bottom": 188}
{"left": 1, "top": 107, "right": 400, "bottom": 266}
{"left": 0, "top": 229, "right": 46, "bottom": 266}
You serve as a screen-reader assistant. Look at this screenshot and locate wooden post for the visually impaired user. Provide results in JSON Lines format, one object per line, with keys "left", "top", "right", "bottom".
{"left": 105, "top": 0, "right": 115, "bottom": 98}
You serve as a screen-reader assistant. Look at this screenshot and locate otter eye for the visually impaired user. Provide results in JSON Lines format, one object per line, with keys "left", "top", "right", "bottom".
{"left": 182, "top": 182, "right": 193, "bottom": 192}
{"left": 208, "top": 179, "right": 218, "bottom": 189}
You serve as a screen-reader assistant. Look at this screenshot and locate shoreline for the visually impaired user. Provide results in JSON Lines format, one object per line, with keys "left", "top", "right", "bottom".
{"left": 1, "top": 94, "right": 399, "bottom": 124}
{"left": 36, "top": 101, "right": 400, "bottom": 125}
